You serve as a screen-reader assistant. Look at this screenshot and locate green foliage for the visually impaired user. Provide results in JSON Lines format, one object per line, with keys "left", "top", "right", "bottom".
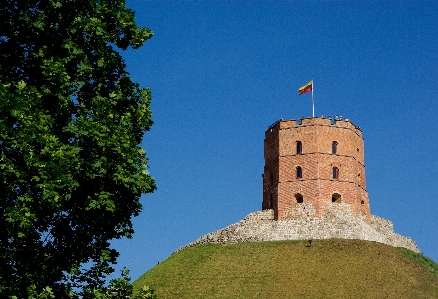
{"left": 134, "top": 240, "right": 438, "bottom": 298}
{"left": 94, "top": 268, "right": 158, "bottom": 299}
{"left": 134, "top": 286, "right": 158, "bottom": 299}
{"left": 11, "top": 286, "right": 55, "bottom": 299}
{"left": 104, "top": 268, "right": 134, "bottom": 299}
{"left": 0, "top": 0, "right": 155, "bottom": 297}
{"left": 12, "top": 268, "right": 160, "bottom": 299}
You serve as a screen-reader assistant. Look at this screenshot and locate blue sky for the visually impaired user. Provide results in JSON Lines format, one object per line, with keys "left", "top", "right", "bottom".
{"left": 112, "top": 1, "right": 438, "bottom": 280}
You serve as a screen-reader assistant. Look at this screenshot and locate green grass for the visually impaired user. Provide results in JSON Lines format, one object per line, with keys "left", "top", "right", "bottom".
{"left": 396, "top": 246, "right": 438, "bottom": 277}
{"left": 133, "top": 239, "right": 438, "bottom": 299}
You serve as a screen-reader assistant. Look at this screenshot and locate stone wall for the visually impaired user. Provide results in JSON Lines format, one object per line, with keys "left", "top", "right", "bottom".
{"left": 176, "top": 203, "right": 419, "bottom": 253}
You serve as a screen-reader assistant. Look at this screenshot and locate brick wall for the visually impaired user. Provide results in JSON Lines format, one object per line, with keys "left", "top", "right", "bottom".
{"left": 263, "top": 117, "right": 370, "bottom": 220}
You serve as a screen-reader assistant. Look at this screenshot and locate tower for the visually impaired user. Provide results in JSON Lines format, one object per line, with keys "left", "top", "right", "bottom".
{"left": 262, "top": 117, "right": 370, "bottom": 220}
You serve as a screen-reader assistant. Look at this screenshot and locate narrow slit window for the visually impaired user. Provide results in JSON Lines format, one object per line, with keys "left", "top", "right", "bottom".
{"left": 333, "top": 167, "right": 339, "bottom": 179}
{"left": 296, "top": 166, "right": 302, "bottom": 178}
{"left": 296, "top": 141, "right": 302, "bottom": 154}
{"left": 332, "top": 141, "right": 338, "bottom": 154}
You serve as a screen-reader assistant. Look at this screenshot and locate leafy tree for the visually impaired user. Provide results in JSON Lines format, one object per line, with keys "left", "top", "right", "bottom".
{"left": 134, "top": 286, "right": 158, "bottom": 299}
{"left": 101, "top": 269, "right": 158, "bottom": 299}
{"left": 0, "top": 0, "right": 155, "bottom": 297}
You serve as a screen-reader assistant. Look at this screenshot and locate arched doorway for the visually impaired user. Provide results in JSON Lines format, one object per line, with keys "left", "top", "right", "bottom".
{"left": 332, "top": 193, "right": 341, "bottom": 203}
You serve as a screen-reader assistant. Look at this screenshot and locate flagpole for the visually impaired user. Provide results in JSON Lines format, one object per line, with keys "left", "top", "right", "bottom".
{"left": 312, "top": 80, "right": 314, "bottom": 117}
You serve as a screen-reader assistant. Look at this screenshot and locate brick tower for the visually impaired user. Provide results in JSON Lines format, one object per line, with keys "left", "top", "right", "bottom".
{"left": 262, "top": 117, "right": 370, "bottom": 220}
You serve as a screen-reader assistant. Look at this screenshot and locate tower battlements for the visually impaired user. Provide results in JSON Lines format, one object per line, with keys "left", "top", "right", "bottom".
{"left": 263, "top": 117, "right": 370, "bottom": 221}
{"left": 267, "top": 117, "right": 362, "bottom": 138}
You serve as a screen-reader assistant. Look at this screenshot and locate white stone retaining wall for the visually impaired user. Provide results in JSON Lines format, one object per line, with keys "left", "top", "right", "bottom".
{"left": 176, "top": 203, "right": 419, "bottom": 253}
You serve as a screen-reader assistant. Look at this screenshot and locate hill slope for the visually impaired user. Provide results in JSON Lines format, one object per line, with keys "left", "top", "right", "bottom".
{"left": 133, "top": 240, "right": 438, "bottom": 299}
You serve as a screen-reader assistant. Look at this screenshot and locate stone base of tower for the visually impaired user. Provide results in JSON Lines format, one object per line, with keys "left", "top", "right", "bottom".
{"left": 176, "top": 203, "right": 419, "bottom": 254}
{"left": 279, "top": 198, "right": 371, "bottom": 224}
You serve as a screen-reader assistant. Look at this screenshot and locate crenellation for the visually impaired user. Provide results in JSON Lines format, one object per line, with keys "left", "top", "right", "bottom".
{"left": 279, "top": 119, "right": 297, "bottom": 128}
{"left": 300, "top": 117, "right": 332, "bottom": 126}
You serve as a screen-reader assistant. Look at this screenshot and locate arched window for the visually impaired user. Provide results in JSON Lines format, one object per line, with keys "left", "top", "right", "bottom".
{"left": 332, "top": 141, "right": 338, "bottom": 154}
{"left": 332, "top": 193, "right": 341, "bottom": 203}
{"left": 296, "top": 166, "right": 302, "bottom": 178}
{"left": 333, "top": 167, "right": 339, "bottom": 179}
{"left": 296, "top": 141, "right": 302, "bottom": 154}
{"left": 295, "top": 193, "right": 304, "bottom": 203}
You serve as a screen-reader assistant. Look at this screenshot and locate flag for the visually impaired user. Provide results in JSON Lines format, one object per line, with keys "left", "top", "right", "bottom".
{"left": 298, "top": 81, "right": 313, "bottom": 95}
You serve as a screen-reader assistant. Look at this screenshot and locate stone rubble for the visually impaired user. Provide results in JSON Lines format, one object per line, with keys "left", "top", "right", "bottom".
{"left": 176, "top": 203, "right": 419, "bottom": 253}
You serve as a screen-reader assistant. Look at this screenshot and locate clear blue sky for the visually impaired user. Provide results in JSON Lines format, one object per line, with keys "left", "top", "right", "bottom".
{"left": 112, "top": 1, "right": 438, "bottom": 280}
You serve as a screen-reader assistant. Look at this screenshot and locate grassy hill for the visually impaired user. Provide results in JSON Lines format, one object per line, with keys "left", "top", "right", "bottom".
{"left": 133, "top": 239, "right": 438, "bottom": 298}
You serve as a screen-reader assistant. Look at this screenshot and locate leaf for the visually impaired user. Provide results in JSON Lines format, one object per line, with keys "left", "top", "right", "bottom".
{"left": 17, "top": 80, "right": 26, "bottom": 89}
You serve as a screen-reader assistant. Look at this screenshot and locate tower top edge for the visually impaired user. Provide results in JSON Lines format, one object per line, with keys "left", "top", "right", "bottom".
{"left": 267, "top": 116, "right": 362, "bottom": 133}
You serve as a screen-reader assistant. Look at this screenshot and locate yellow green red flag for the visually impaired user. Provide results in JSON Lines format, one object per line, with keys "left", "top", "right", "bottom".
{"left": 298, "top": 81, "right": 313, "bottom": 95}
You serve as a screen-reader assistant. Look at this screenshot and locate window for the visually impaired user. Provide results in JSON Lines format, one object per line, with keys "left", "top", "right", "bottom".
{"left": 296, "top": 166, "right": 302, "bottom": 178}
{"left": 332, "top": 193, "right": 341, "bottom": 203}
{"left": 332, "top": 141, "right": 338, "bottom": 154}
{"left": 296, "top": 141, "right": 302, "bottom": 154}
{"left": 270, "top": 174, "right": 274, "bottom": 185}
{"left": 333, "top": 167, "right": 339, "bottom": 179}
{"left": 295, "top": 193, "right": 304, "bottom": 203}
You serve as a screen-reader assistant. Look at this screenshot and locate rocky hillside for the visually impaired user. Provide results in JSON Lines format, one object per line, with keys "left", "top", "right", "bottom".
{"left": 177, "top": 203, "right": 419, "bottom": 253}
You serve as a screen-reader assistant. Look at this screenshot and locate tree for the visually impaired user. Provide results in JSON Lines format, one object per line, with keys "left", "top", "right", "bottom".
{"left": 0, "top": 0, "right": 155, "bottom": 297}
{"left": 134, "top": 286, "right": 158, "bottom": 299}
{"left": 102, "top": 269, "right": 157, "bottom": 299}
